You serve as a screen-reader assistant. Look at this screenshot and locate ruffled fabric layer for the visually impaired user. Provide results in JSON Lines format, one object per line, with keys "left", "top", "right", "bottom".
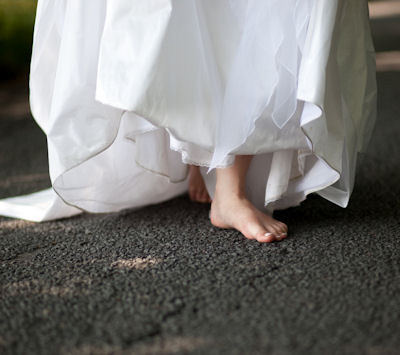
{"left": 0, "top": 0, "right": 376, "bottom": 221}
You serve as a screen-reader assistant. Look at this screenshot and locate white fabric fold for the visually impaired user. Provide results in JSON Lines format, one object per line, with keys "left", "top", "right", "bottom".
{"left": 0, "top": 189, "right": 80, "bottom": 222}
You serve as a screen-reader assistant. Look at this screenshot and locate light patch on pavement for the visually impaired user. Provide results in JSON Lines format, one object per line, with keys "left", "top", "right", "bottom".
{"left": 111, "top": 257, "right": 162, "bottom": 270}
{"left": 0, "top": 99, "right": 31, "bottom": 118}
{"left": 0, "top": 173, "right": 49, "bottom": 188}
{"left": 0, "top": 219, "right": 33, "bottom": 230}
{"left": 62, "top": 336, "right": 212, "bottom": 355}
{"left": 3, "top": 276, "right": 93, "bottom": 297}
{"left": 369, "top": 1, "right": 400, "bottom": 18}
{"left": 0, "top": 336, "right": 8, "bottom": 347}
{"left": 376, "top": 51, "right": 400, "bottom": 71}
{"left": 130, "top": 336, "right": 212, "bottom": 354}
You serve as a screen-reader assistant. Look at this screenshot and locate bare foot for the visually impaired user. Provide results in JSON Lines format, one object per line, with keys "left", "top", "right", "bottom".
{"left": 188, "top": 165, "right": 212, "bottom": 203}
{"left": 210, "top": 192, "right": 288, "bottom": 243}
{"left": 210, "top": 155, "right": 288, "bottom": 243}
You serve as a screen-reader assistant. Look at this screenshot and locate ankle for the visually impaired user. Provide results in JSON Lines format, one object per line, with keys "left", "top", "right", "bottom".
{"left": 189, "top": 164, "right": 200, "bottom": 175}
{"left": 214, "top": 185, "right": 246, "bottom": 201}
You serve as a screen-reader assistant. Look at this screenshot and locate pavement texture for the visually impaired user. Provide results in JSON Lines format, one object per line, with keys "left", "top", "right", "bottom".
{"left": 1, "top": 21, "right": 400, "bottom": 355}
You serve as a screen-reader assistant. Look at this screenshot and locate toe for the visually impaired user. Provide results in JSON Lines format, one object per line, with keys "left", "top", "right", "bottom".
{"left": 195, "top": 191, "right": 203, "bottom": 202}
{"left": 259, "top": 213, "right": 287, "bottom": 233}
{"left": 199, "top": 192, "right": 209, "bottom": 203}
{"left": 265, "top": 224, "right": 281, "bottom": 237}
{"left": 202, "top": 191, "right": 211, "bottom": 203}
{"left": 256, "top": 232, "right": 276, "bottom": 243}
{"left": 272, "top": 226, "right": 287, "bottom": 241}
{"left": 277, "top": 222, "right": 288, "bottom": 233}
{"left": 195, "top": 190, "right": 204, "bottom": 203}
{"left": 275, "top": 233, "right": 287, "bottom": 241}
{"left": 238, "top": 217, "right": 273, "bottom": 242}
{"left": 188, "top": 189, "right": 196, "bottom": 201}
{"left": 194, "top": 194, "right": 200, "bottom": 202}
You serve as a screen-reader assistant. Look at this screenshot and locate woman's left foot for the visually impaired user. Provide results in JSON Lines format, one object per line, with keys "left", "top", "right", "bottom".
{"left": 210, "top": 192, "right": 288, "bottom": 242}
{"left": 188, "top": 165, "right": 212, "bottom": 203}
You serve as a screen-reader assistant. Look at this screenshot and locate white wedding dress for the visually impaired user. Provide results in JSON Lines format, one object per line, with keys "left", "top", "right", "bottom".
{"left": 0, "top": 0, "right": 377, "bottom": 222}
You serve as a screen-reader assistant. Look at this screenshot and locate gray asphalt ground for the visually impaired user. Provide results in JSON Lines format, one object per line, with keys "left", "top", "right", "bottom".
{"left": 1, "top": 18, "right": 400, "bottom": 355}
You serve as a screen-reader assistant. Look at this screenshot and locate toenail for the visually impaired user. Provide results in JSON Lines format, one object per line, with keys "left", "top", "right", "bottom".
{"left": 261, "top": 232, "right": 275, "bottom": 241}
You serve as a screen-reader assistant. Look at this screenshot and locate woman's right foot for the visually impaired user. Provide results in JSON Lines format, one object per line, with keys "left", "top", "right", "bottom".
{"left": 210, "top": 193, "right": 288, "bottom": 243}
{"left": 188, "top": 165, "right": 212, "bottom": 203}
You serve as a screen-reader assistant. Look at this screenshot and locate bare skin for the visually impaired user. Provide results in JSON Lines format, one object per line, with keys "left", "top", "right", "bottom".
{"left": 188, "top": 165, "right": 212, "bottom": 203}
{"left": 210, "top": 155, "right": 288, "bottom": 243}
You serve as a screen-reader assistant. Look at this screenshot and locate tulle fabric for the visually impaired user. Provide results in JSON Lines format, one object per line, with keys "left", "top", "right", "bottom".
{"left": 0, "top": 0, "right": 376, "bottom": 221}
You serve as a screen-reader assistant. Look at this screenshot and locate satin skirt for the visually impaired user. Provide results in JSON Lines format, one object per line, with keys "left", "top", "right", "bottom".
{"left": 0, "top": 0, "right": 377, "bottom": 221}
